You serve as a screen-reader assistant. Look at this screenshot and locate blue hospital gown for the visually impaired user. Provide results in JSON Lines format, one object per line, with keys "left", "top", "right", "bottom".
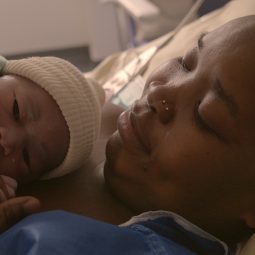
{"left": 0, "top": 210, "right": 236, "bottom": 255}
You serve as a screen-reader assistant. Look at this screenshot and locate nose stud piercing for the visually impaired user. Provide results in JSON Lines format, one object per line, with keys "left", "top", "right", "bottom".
{"left": 161, "top": 99, "right": 169, "bottom": 111}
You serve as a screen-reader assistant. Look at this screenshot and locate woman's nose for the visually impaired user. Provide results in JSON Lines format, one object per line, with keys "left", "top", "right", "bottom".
{"left": 146, "top": 82, "right": 176, "bottom": 124}
{"left": 0, "top": 126, "right": 25, "bottom": 156}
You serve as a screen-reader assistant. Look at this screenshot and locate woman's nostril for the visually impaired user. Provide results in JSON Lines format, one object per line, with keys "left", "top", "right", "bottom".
{"left": 146, "top": 99, "right": 156, "bottom": 113}
{"left": 147, "top": 97, "right": 175, "bottom": 124}
{"left": 149, "top": 104, "right": 157, "bottom": 113}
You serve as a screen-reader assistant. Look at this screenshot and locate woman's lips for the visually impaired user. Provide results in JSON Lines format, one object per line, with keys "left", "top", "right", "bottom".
{"left": 117, "top": 111, "right": 149, "bottom": 153}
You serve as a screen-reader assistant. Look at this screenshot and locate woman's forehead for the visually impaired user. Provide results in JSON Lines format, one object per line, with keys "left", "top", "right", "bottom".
{"left": 207, "top": 16, "right": 255, "bottom": 51}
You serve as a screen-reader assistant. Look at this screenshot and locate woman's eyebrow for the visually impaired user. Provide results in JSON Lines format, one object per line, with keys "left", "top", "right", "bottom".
{"left": 197, "top": 32, "right": 208, "bottom": 50}
{"left": 213, "top": 75, "right": 238, "bottom": 118}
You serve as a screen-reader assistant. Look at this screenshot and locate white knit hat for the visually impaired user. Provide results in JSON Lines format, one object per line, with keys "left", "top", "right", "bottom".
{"left": 0, "top": 56, "right": 105, "bottom": 179}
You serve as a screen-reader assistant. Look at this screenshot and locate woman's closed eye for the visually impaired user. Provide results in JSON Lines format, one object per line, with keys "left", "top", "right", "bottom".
{"left": 178, "top": 57, "right": 190, "bottom": 72}
{"left": 194, "top": 102, "right": 225, "bottom": 142}
{"left": 13, "top": 98, "right": 20, "bottom": 121}
{"left": 178, "top": 47, "right": 198, "bottom": 72}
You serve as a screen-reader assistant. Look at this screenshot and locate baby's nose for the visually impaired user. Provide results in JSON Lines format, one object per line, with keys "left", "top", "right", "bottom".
{"left": 2, "top": 144, "right": 11, "bottom": 156}
{"left": 0, "top": 126, "right": 25, "bottom": 156}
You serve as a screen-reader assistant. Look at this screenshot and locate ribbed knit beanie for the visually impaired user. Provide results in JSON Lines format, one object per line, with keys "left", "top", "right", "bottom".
{"left": 0, "top": 56, "right": 105, "bottom": 179}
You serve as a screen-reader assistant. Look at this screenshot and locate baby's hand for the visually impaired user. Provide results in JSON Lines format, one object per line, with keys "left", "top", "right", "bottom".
{"left": 0, "top": 175, "right": 41, "bottom": 233}
{"left": 0, "top": 196, "right": 41, "bottom": 233}
{"left": 0, "top": 175, "right": 17, "bottom": 202}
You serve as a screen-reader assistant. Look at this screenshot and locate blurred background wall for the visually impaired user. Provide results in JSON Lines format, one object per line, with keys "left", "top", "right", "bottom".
{"left": 0, "top": 0, "right": 89, "bottom": 55}
{"left": 0, "top": 0, "right": 230, "bottom": 71}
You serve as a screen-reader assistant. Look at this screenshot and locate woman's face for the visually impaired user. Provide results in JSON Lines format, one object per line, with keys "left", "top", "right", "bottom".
{"left": 104, "top": 17, "right": 255, "bottom": 224}
{"left": 0, "top": 75, "right": 69, "bottom": 183}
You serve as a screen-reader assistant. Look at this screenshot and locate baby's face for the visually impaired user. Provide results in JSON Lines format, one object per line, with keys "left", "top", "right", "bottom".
{"left": 0, "top": 75, "right": 69, "bottom": 183}
{"left": 105, "top": 16, "right": 255, "bottom": 228}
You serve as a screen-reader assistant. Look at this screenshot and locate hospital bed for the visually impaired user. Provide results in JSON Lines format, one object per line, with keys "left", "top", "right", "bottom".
{"left": 86, "top": 0, "right": 255, "bottom": 253}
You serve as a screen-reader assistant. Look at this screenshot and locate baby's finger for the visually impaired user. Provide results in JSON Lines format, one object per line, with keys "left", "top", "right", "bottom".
{"left": 0, "top": 196, "right": 41, "bottom": 233}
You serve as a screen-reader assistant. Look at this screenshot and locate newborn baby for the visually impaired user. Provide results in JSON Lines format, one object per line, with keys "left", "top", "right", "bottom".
{"left": 0, "top": 56, "right": 105, "bottom": 183}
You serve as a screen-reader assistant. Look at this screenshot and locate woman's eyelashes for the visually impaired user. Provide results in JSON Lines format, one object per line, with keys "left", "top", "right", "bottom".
{"left": 178, "top": 48, "right": 198, "bottom": 72}
{"left": 194, "top": 102, "right": 225, "bottom": 142}
{"left": 194, "top": 102, "right": 213, "bottom": 133}
{"left": 179, "top": 57, "right": 191, "bottom": 72}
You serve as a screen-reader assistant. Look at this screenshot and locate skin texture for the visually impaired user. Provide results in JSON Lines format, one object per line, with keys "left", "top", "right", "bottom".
{"left": 4, "top": 16, "right": 255, "bottom": 245}
{"left": 104, "top": 16, "right": 255, "bottom": 242}
{"left": 0, "top": 75, "right": 69, "bottom": 183}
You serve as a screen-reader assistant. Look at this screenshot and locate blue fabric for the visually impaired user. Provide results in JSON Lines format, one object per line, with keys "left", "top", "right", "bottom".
{"left": 0, "top": 210, "right": 236, "bottom": 255}
{"left": 130, "top": 217, "right": 233, "bottom": 255}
